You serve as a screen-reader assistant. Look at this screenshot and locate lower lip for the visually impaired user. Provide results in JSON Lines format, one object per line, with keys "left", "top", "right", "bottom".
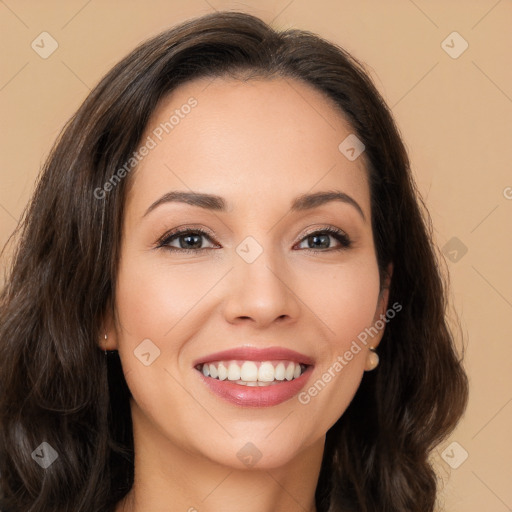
{"left": 196, "top": 366, "right": 314, "bottom": 407}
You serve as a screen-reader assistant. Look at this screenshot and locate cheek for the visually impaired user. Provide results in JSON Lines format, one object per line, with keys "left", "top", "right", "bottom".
{"left": 293, "top": 255, "right": 380, "bottom": 412}
{"left": 115, "top": 250, "right": 217, "bottom": 341}
{"left": 296, "top": 256, "right": 381, "bottom": 346}
{"left": 294, "top": 259, "right": 380, "bottom": 433}
{"left": 113, "top": 251, "right": 202, "bottom": 415}
{"left": 113, "top": 248, "right": 224, "bottom": 398}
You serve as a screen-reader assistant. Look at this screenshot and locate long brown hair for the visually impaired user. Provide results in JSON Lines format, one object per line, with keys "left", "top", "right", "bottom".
{"left": 0, "top": 11, "right": 468, "bottom": 512}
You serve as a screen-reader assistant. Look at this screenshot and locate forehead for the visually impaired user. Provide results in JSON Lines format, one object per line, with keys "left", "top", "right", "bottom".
{"left": 125, "top": 76, "right": 370, "bottom": 219}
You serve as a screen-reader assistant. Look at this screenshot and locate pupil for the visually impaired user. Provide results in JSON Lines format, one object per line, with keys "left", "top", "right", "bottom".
{"left": 310, "top": 234, "right": 329, "bottom": 249}
{"left": 181, "top": 234, "right": 201, "bottom": 249}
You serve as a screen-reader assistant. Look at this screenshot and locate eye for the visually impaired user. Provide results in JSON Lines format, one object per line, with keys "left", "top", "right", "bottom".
{"left": 157, "top": 228, "right": 218, "bottom": 254}
{"left": 295, "top": 227, "right": 352, "bottom": 251}
{"left": 156, "top": 225, "right": 352, "bottom": 254}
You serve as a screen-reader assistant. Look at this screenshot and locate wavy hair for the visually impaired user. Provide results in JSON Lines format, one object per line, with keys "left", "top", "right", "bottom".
{"left": 0, "top": 11, "right": 468, "bottom": 512}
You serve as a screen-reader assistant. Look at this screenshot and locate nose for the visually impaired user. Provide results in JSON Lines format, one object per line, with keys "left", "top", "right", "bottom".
{"left": 221, "top": 247, "right": 301, "bottom": 328}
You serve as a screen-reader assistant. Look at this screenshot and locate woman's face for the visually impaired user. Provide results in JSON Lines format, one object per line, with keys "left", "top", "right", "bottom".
{"left": 109, "top": 76, "right": 390, "bottom": 469}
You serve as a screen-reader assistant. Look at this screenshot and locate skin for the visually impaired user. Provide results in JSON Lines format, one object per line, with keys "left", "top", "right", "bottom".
{"left": 106, "top": 75, "right": 392, "bottom": 512}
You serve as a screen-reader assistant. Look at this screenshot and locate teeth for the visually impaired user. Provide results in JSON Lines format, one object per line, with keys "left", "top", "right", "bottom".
{"left": 258, "top": 361, "right": 275, "bottom": 382}
{"left": 209, "top": 363, "right": 218, "bottom": 379}
{"left": 274, "top": 362, "right": 285, "bottom": 380}
{"left": 285, "top": 362, "right": 295, "bottom": 381}
{"left": 199, "top": 360, "right": 307, "bottom": 385}
{"left": 240, "top": 361, "right": 258, "bottom": 381}
{"left": 227, "top": 362, "right": 241, "bottom": 381}
{"left": 217, "top": 362, "right": 228, "bottom": 381}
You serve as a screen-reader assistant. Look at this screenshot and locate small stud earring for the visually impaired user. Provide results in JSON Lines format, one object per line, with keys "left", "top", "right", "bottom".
{"left": 104, "top": 333, "right": 108, "bottom": 356}
{"left": 365, "top": 347, "right": 379, "bottom": 371}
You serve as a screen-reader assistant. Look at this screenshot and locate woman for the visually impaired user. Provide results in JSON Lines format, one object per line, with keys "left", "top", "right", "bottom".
{"left": 0, "top": 11, "right": 468, "bottom": 512}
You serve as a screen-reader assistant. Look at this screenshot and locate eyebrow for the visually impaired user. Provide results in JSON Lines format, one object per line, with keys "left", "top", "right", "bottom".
{"left": 143, "top": 189, "right": 366, "bottom": 222}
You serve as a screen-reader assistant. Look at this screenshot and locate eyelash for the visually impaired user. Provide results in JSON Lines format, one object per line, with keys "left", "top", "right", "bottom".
{"left": 156, "top": 226, "right": 352, "bottom": 254}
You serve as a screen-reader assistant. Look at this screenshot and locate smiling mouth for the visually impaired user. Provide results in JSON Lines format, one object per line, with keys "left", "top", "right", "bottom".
{"left": 195, "top": 360, "right": 310, "bottom": 386}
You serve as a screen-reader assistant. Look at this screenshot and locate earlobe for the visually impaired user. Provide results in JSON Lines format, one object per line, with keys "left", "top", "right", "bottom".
{"left": 101, "top": 329, "right": 118, "bottom": 352}
{"left": 100, "top": 299, "right": 118, "bottom": 351}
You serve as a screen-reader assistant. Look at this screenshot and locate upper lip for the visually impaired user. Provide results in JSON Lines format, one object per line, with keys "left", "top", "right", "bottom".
{"left": 193, "top": 346, "right": 315, "bottom": 367}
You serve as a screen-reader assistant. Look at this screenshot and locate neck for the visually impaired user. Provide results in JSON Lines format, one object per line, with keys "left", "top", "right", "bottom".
{"left": 115, "top": 401, "right": 323, "bottom": 512}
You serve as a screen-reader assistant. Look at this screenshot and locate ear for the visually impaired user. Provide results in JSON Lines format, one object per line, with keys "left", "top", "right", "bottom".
{"left": 370, "top": 262, "right": 393, "bottom": 350}
{"left": 99, "top": 297, "right": 119, "bottom": 351}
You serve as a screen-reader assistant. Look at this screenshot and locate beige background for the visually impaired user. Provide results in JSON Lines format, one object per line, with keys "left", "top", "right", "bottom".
{"left": 1, "top": 1, "right": 511, "bottom": 510}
